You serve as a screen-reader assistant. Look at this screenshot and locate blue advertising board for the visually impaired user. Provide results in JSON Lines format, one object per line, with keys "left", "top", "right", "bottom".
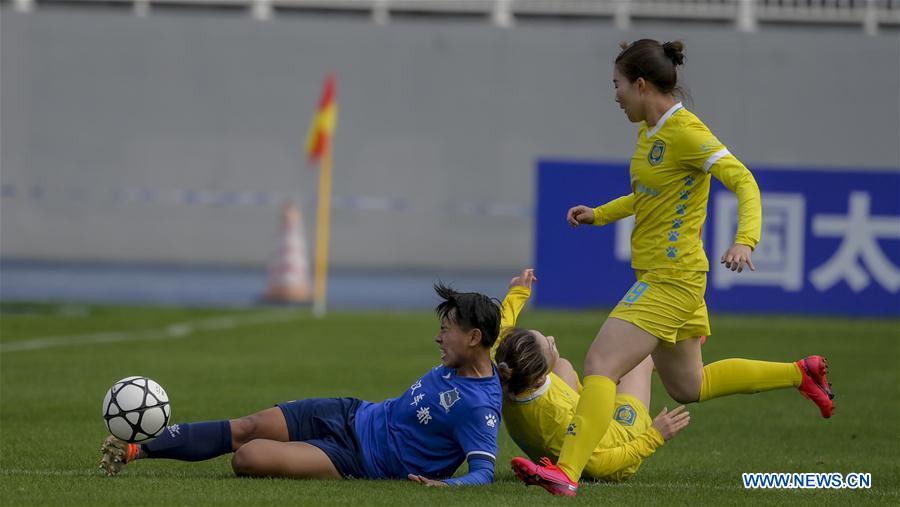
{"left": 534, "top": 160, "right": 900, "bottom": 317}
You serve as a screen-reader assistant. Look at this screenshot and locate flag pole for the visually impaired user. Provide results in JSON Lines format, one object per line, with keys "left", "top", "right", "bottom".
{"left": 312, "top": 142, "right": 333, "bottom": 318}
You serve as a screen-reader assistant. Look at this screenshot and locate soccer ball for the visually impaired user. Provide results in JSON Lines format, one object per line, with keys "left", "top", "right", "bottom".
{"left": 102, "top": 376, "right": 171, "bottom": 443}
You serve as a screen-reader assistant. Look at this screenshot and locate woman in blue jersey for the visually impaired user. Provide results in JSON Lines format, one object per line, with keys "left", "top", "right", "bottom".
{"left": 512, "top": 39, "right": 835, "bottom": 497}
{"left": 100, "top": 284, "right": 502, "bottom": 487}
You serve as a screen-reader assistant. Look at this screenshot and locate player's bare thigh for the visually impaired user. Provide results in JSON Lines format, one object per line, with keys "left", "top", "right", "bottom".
{"left": 615, "top": 355, "right": 655, "bottom": 410}
{"left": 232, "top": 439, "right": 341, "bottom": 479}
{"left": 584, "top": 317, "right": 658, "bottom": 381}
{"left": 229, "top": 407, "right": 290, "bottom": 450}
{"left": 651, "top": 337, "right": 704, "bottom": 404}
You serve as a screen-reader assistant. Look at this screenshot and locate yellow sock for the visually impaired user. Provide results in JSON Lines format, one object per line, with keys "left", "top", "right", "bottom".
{"left": 556, "top": 375, "right": 616, "bottom": 482}
{"left": 699, "top": 359, "right": 802, "bottom": 402}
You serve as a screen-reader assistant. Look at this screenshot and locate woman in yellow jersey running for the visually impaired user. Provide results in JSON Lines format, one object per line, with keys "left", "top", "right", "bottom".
{"left": 512, "top": 39, "right": 835, "bottom": 497}
{"left": 493, "top": 269, "right": 690, "bottom": 483}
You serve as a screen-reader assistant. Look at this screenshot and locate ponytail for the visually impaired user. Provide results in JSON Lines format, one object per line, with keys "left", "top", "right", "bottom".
{"left": 494, "top": 328, "right": 549, "bottom": 396}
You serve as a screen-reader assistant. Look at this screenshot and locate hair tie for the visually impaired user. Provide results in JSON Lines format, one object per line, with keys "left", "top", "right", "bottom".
{"left": 661, "top": 41, "right": 684, "bottom": 66}
{"left": 498, "top": 362, "right": 509, "bottom": 370}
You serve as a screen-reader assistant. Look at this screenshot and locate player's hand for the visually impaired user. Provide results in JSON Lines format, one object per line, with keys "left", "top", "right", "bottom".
{"left": 408, "top": 474, "right": 448, "bottom": 487}
{"left": 652, "top": 405, "right": 690, "bottom": 441}
{"left": 509, "top": 268, "right": 537, "bottom": 289}
{"left": 720, "top": 243, "right": 755, "bottom": 273}
{"left": 566, "top": 205, "right": 595, "bottom": 227}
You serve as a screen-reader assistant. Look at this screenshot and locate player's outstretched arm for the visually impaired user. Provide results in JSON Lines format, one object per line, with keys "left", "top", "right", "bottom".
{"left": 585, "top": 406, "right": 689, "bottom": 480}
{"left": 720, "top": 243, "right": 755, "bottom": 273}
{"left": 567, "top": 193, "right": 635, "bottom": 228}
{"left": 408, "top": 456, "right": 495, "bottom": 487}
{"left": 508, "top": 268, "right": 537, "bottom": 292}
{"left": 710, "top": 156, "right": 761, "bottom": 273}
{"left": 651, "top": 405, "right": 691, "bottom": 440}
{"left": 567, "top": 205, "right": 596, "bottom": 226}
{"left": 407, "top": 474, "right": 448, "bottom": 487}
{"left": 493, "top": 268, "right": 536, "bottom": 358}
{"left": 584, "top": 427, "right": 664, "bottom": 479}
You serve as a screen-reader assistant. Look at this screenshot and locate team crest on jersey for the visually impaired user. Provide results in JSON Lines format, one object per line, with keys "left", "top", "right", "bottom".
{"left": 614, "top": 405, "right": 637, "bottom": 426}
{"left": 648, "top": 140, "right": 666, "bottom": 166}
{"left": 439, "top": 388, "right": 461, "bottom": 412}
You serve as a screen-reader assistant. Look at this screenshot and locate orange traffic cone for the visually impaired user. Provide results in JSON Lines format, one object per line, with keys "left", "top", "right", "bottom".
{"left": 264, "top": 201, "right": 312, "bottom": 303}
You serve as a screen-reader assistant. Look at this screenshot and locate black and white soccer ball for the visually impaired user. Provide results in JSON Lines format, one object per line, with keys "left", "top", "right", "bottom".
{"left": 102, "top": 376, "right": 171, "bottom": 443}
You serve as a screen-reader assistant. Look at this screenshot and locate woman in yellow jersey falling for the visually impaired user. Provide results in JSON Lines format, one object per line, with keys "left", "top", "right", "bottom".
{"left": 511, "top": 39, "right": 835, "bottom": 497}
{"left": 493, "top": 269, "right": 690, "bottom": 483}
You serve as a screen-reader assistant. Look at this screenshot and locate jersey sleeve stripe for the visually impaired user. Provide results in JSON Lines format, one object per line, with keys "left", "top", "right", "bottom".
{"left": 703, "top": 148, "right": 731, "bottom": 173}
{"left": 466, "top": 451, "right": 497, "bottom": 462}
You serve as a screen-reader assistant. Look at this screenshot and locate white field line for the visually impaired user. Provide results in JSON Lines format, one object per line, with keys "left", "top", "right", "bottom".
{"left": 0, "top": 468, "right": 96, "bottom": 477}
{"left": 0, "top": 311, "right": 300, "bottom": 354}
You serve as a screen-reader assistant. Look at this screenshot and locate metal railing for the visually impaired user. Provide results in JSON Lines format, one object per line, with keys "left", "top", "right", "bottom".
{"left": 9, "top": 0, "right": 900, "bottom": 33}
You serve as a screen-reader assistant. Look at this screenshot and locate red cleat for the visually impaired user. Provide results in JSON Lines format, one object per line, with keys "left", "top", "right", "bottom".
{"left": 796, "top": 356, "right": 834, "bottom": 418}
{"left": 511, "top": 456, "right": 578, "bottom": 497}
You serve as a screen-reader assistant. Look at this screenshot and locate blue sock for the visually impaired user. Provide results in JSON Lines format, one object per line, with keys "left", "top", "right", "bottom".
{"left": 141, "top": 420, "right": 232, "bottom": 461}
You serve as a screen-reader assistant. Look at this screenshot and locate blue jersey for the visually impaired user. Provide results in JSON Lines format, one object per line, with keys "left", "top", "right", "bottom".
{"left": 354, "top": 364, "right": 502, "bottom": 480}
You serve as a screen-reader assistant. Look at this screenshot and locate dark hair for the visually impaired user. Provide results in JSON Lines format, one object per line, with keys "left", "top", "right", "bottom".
{"left": 494, "top": 328, "right": 549, "bottom": 395}
{"left": 434, "top": 283, "right": 501, "bottom": 349}
{"left": 615, "top": 39, "right": 686, "bottom": 97}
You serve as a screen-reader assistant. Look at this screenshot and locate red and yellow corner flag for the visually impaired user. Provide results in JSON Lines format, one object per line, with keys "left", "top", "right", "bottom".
{"left": 305, "top": 74, "right": 338, "bottom": 317}
{"left": 305, "top": 74, "right": 338, "bottom": 165}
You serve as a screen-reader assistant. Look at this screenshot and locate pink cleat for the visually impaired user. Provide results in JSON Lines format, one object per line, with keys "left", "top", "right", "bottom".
{"left": 796, "top": 355, "right": 834, "bottom": 418}
{"left": 511, "top": 456, "right": 578, "bottom": 497}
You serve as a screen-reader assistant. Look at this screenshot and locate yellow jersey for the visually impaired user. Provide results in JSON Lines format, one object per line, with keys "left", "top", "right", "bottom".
{"left": 494, "top": 286, "right": 665, "bottom": 481}
{"left": 593, "top": 103, "right": 762, "bottom": 272}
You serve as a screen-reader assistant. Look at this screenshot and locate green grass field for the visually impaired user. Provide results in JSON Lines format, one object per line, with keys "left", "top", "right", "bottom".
{"left": 1, "top": 302, "right": 898, "bottom": 505}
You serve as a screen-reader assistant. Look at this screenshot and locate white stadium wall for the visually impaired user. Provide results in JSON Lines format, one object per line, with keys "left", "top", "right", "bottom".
{"left": 2, "top": 7, "right": 898, "bottom": 270}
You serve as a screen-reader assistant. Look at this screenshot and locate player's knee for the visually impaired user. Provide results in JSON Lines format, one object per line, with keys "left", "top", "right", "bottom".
{"left": 665, "top": 383, "right": 700, "bottom": 404}
{"left": 231, "top": 441, "right": 265, "bottom": 476}
{"left": 583, "top": 354, "right": 622, "bottom": 381}
{"left": 229, "top": 416, "right": 259, "bottom": 449}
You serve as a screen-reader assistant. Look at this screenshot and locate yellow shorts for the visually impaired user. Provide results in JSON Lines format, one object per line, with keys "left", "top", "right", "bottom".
{"left": 583, "top": 394, "right": 652, "bottom": 482}
{"left": 608, "top": 269, "right": 711, "bottom": 344}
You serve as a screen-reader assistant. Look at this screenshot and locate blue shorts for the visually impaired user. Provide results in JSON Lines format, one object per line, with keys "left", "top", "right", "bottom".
{"left": 276, "top": 397, "right": 367, "bottom": 479}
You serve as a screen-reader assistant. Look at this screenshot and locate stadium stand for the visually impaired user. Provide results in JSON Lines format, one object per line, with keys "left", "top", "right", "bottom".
{"left": 9, "top": 0, "right": 900, "bottom": 33}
